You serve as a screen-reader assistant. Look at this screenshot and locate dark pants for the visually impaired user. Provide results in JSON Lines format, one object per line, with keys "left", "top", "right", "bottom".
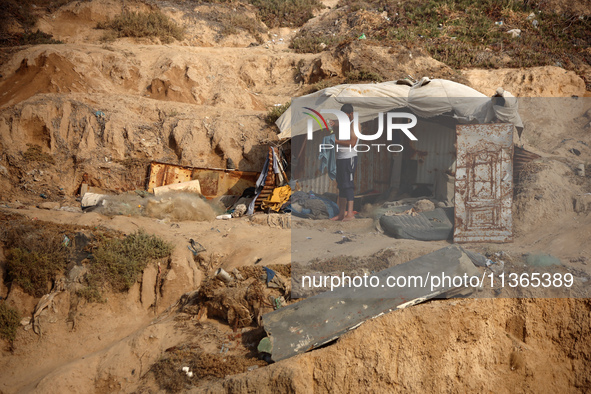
{"left": 336, "top": 156, "right": 357, "bottom": 202}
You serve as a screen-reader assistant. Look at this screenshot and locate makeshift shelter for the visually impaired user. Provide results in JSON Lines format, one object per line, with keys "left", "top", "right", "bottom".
{"left": 277, "top": 78, "right": 523, "bottom": 243}
{"left": 278, "top": 79, "right": 521, "bottom": 196}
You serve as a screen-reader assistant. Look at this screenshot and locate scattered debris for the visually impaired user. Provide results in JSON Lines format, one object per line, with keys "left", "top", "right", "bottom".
{"left": 336, "top": 236, "right": 354, "bottom": 244}
{"left": 413, "top": 199, "right": 435, "bottom": 212}
{"left": 507, "top": 29, "right": 521, "bottom": 38}
{"left": 231, "top": 204, "right": 247, "bottom": 218}
{"left": 524, "top": 253, "right": 561, "bottom": 267}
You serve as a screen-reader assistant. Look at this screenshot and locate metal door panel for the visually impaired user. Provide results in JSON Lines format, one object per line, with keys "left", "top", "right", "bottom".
{"left": 454, "top": 124, "right": 514, "bottom": 243}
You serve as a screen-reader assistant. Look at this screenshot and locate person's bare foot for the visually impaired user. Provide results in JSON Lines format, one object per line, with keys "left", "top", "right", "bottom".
{"left": 342, "top": 214, "right": 355, "bottom": 222}
{"left": 330, "top": 215, "right": 344, "bottom": 221}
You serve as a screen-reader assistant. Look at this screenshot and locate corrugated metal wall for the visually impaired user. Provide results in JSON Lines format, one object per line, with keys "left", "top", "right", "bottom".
{"left": 293, "top": 116, "right": 456, "bottom": 195}
{"left": 412, "top": 120, "right": 456, "bottom": 185}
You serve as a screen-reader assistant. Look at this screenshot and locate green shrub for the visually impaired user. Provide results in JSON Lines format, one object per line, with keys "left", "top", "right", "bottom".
{"left": 97, "top": 11, "right": 185, "bottom": 43}
{"left": 20, "top": 30, "right": 63, "bottom": 45}
{"left": 198, "top": 0, "right": 323, "bottom": 27}
{"left": 80, "top": 231, "right": 173, "bottom": 299}
{"left": 330, "top": 0, "right": 590, "bottom": 76}
{"left": 345, "top": 69, "right": 384, "bottom": 83}
{"left": 6, "top": 248, "right": 66, "bottom": 297}
{"left": 75, "top": 286, "right": 104, "bottom": 303}
{"left": 4, "top": 223, "right": 68, "bottom": 297}
{"left": 247, "top": 0, "right": 324, "bottom": 28}
{"left": 290, "top": 33, "right": 344, "bottom": 53}
{"left": 0, "top": 303, "right": 20, "bottom": 343}
{"left": 266, "top": 102, "right": 290, "bottom": 125}
{"left": 217, "top": 14, "right": 265, "bottom": 42}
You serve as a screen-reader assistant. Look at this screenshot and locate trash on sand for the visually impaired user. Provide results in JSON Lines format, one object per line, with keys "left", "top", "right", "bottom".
{"left": 358, "top": 33, "right": 366, "bottom": 40}
{"left": 181, "top": 366, "right": 190, "bottom": 372}
{"left": 233, "top": 268, "right": 245, "bottom": 280}
{"left": 262, "top": 267, "right": 276, "bottom": 284}
{"left": 216, "top": 214, "right": 232, "bottom": 220}
{"left": 62, "top": 235, "right": 70, "bottom": 247}
{"left": 257, "top": 337, "right": 272, "bottom": 354}
{"left": 216, "top": 268, "right": 234, "bottom": 284}
{"left": 232, "top": 204, "right": 247, "bottom": 218}
{"left": 188, "top": 239, "right": 205, "bottom": 256}
{"left": 524, "top": 253, "right": 561, "bottom": 267}
{"left": 485, "top": 259, "right": 505, "bottom": 274}
{"left": 463, "top": 249, "right": 487, "bottom": 267}
{"left": 81, "top": 192, "right": 107, "bottom": 208}
{"left": 271, "top": 296, "right": 286, "bottom": 310}
{"left": 507, "top": 29, "right": 521, "bottom": 38}
{"left": 336, "top": 236, "right": 354, "bottom": 244}
{"left": 263, "top": 267, "right": 288, "bottom": 290}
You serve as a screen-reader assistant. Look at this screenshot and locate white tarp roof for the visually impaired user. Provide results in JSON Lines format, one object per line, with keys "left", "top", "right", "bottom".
{"left": 276, "top": 78, "right": 523, "bottom": 139}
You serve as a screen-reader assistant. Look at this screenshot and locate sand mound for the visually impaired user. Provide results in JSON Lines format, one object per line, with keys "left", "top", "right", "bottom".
{"left": 35, "top": 0, "right": 156, "bottom": 44}
{"left": 203, "top": 298, "right": 591, "bottom": 393}
{"left": 514, "top": 160, "right": 584, "bottom": 235}
{"left": 0, "top": 44, "right": 299, "bottom": 109}
{"left": 516, "top": 97, "right": 591, "bottom": 156}
{"left": 462, "top": 67, "right": 587, "bottom": 97}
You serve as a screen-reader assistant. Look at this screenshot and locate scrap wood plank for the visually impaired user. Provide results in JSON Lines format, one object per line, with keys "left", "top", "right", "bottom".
{"left": 261, "top": 245, "right": 481, "bottom": 362}
{"left": 147, "top": 161, "right": 258, "bottom": 198}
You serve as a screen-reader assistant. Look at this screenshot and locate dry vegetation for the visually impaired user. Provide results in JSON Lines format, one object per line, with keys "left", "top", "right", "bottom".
{"left": 0, "top": 213, "right": 173, "bottom": 302}
{"left": 79, "top": 231, "right": 173, "bottom": 301}
{"left": 216, "top": 13, "right": 266, "bottom": 42}
{"left": 151, "top": 348, "right": 266, "bottom": 392}
{"left": 97, "top": 10, "right": 185, "bottom": 43}
{"left": 291, "top": 0, "right": 591, "bottom": 85}
{"left": 194, "top": 0, "right": 324, "bottom": 27}
{"left": 0, "top": 303, "right": 20, "bottom": 344}
{"left": 3, "top": 220, "right": 70, "bottom": 297}
{"left": 265, "top": 102, "right": 291, "bottom": 125}
{"left": 0, "top": 0, "right": 65, "bottom": 45}
{"left": 22, "top": 145, "right": 55, "bottom": 165}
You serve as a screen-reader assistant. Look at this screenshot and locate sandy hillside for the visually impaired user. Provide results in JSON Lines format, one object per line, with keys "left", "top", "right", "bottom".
{"left": 0, "top": 0, "right": 590, "bottom": 392}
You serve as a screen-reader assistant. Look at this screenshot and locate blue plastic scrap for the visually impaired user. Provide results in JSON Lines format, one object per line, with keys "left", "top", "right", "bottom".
{"left": 262, "top": 266, "right": 276, "bottom": 284}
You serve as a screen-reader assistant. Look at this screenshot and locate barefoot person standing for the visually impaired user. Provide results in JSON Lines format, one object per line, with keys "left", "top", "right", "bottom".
{"left": 330, "top": 104, "right": 358, "bottom": 221}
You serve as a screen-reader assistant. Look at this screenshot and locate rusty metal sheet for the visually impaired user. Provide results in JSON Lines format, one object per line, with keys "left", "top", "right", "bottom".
{"left": 454, "top": 124, "right": 514, "bottom": 243}
{"left": 293, "top": 118, "right": 393, "bottom": 196}
{"left": 147, "top": 162, "right": 258, "bottom": 199}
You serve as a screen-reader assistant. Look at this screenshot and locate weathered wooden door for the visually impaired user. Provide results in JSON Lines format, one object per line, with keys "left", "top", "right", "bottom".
{"left": 454, "top": 124, "right": 514, "bottom": 243}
